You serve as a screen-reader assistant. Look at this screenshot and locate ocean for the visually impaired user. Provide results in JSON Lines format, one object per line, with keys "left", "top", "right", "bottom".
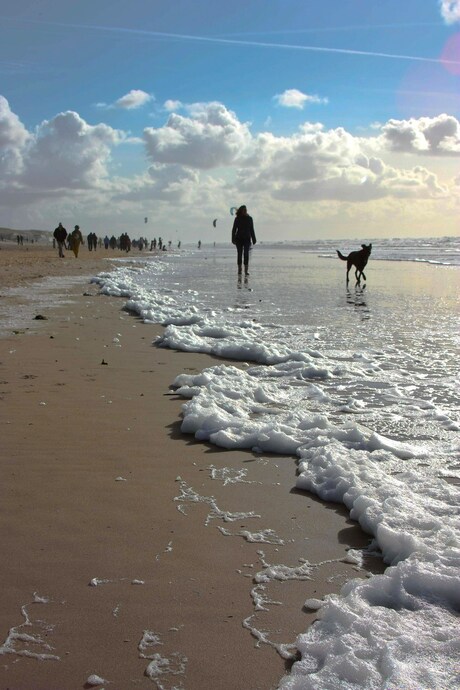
{"left": 92, "top": 236, "right": 460, "bottom": 690}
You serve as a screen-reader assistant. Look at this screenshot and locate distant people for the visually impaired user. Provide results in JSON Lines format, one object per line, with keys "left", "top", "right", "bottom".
{"left": 70, "top": 225, "right": 84, "bottom": 258}
{"left": 104, "top": 235, "right": 110, "bottom": 250}
{"left": 120, "top": 233, "right": 131, "bottom": 252}
{"left": 198, "top": 240, "right": 201, "bottom": 249}
{"left": 53, "top": 222, "right": 67, "bottom": 258}
{"left": 87, "top": 232, "right": 97, "bottom": 251}
{"left": 158, "top": 237, "right": 163, "bottom": 251}
{"left": 109, "top": 235, "right": 117, "bottom": 250}
{"left": 177, "top": 241, "right": 181, "bottom": 249}
{"left": 231, "top": 205, "right": 256, "bottom": 276}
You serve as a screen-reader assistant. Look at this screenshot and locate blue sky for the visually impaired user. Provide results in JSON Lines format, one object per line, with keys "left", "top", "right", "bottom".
{"left": 1, "top": 0, "right": 459, "bottom": 240}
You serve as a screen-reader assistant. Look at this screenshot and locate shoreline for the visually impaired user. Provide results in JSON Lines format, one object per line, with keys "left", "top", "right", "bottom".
{"left": 0, "top": 246, "right": 384, "bottom": 689}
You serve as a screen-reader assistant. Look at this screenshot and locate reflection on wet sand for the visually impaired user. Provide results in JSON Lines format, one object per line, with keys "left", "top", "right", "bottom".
{"left": 346, "top": 286, "right": 370, "bottom": 319}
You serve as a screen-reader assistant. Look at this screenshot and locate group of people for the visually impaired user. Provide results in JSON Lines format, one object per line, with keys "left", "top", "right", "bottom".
{"left": 54, "top": 205, "right": 257, "bottom": 274}
{"left": 53, "top": 223, "right": 84, "bottom": 258}
{"left": 87, "top": 232, "right": 98, "bottom": 251}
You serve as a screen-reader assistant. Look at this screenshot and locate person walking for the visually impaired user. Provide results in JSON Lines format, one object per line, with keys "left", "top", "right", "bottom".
{"left": 231, "top": 205, "right": 256, "bottom": 275}
{"left": 70, "top": 225, "right": 84, "bottom": 258}
{"left": 53, "top": 222, "right": 68, "bottom": 258}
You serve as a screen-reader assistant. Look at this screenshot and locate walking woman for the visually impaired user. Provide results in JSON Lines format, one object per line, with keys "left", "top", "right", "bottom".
{"left": 70, "top": 225, "right": 84, "bottom": 258}
{"left": 231, "top": 205, "right": 256, "bottom": 275}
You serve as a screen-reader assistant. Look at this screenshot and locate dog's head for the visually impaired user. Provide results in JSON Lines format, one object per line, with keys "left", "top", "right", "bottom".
{"left": 361, "top": 243, "right": 372, "bottom": 255}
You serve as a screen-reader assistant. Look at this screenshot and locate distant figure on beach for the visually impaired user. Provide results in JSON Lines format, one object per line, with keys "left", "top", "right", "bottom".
{"left": 53, "top": 222, "right": 67, "bottom": 258}
{"left": 231, "top": 205, "right": 256, "bottom": 276}
{"left": 70, "top": 225, "right": 84, "bottom": 258}
{"left": 198, "top": 240, "right": 201, "bottom": 249}
{"left": 87, "top": 232, "right": 97, "bottom": 251}
{"left": 103, "top": 235, "right": 109, "bottom": 249}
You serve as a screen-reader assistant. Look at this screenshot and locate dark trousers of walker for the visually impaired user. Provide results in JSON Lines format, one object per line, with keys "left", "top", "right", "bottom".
{"left": 236, "top": 241, "right": 251, "bottom": 273}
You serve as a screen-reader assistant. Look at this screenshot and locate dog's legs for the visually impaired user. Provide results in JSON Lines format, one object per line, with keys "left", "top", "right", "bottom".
{"left": 346, "top": 261, "right": 352, "bottom": 283}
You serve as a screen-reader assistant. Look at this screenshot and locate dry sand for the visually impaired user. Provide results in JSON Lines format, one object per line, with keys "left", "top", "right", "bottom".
{"left": 0, "top": 244, "right": 383, "bottom": 690}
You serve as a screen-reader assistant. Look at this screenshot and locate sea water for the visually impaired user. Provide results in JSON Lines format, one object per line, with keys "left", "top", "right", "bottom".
{"left": 93, "top": 236, "right": 460, "bottom": 689}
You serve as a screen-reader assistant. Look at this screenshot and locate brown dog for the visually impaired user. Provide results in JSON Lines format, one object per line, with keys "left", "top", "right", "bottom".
{"left": 336, "top": 243, "right": 372, "bottom": 284}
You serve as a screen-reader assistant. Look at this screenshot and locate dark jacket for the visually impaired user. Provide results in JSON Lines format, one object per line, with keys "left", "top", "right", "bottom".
{"left": 53, "top": 225, "right": 67, "bottom": 242}
{"left": 231, "top": 215, "right": 256, "bottom": 245}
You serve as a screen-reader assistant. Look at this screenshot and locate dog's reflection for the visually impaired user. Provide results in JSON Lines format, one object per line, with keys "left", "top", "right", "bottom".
{"left": 346, "top": 286, "right": 370, "bottom": 318}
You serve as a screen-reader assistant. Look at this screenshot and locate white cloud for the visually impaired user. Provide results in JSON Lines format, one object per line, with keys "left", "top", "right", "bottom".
{"left": 21, "top": 111, "right": 124, "bottom": 191}
{"left": 274, "top": 89, "right": 328, "bottom": 109}
{"left": 115, "top": 89, "right": 153, "bottom": 109}
{"left": 0, "top": 95, "right": 30, "bottom": 175}
{"left": 0, "top": 96, "right": 458, "bottom": 239}
{"left": 439, "top": 0, "right": 460, "bottom": 23}
{"left": 163, "top": 99, "right": 183, "bottom": 112}
{"left": 234, "top": 120, "right": 447, "bottom": 202}
{"left": 0, "top": 96, "right": 29, "bottom": 148}
{"left": 0, "top": 101, "right": 126, "bottom": 198}
{"left": 378, "top": 115, "right": 460, "bottom": 155}
{"left": 143, "top": 102, "right": 252, "bottom": 169}
{"left": 114, "top": 163, "right": 200, "bottom": 202}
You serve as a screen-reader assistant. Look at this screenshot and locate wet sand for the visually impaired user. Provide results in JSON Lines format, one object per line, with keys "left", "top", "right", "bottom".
{"left": 0, "top": 244, "right": 383, "bottom": 689}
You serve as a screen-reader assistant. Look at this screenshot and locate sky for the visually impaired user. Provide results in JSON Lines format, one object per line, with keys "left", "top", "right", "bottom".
{"left": 0, "top": 0, "right": 459, "bottom": 241}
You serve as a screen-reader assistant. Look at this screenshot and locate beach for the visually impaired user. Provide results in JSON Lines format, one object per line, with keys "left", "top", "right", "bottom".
{"left": 0, "top": 244, "right": 386, "bottom": 690}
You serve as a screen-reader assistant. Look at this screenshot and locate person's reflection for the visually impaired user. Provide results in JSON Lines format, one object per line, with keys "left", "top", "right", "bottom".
{"left": 237, "top": 274, "right": 250, "bottom": 289}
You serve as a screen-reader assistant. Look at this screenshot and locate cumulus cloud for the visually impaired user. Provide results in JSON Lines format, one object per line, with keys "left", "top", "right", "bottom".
{"left": 143, "top": 102, "right": 252, "bottom": 169}
{"left": 0, "top": 96, "right": 29, "bottom": 148}
{"left": 20, "top": 111, "right": 124, "bottom": 190}
{"left": 235, "top": 120, "right": 447, "bottom": 202}
{"left": 114, "top": 163, "right": 200, "bottom": 202}
{"left": 0, "top": 98, "right": 126, "bottom": 199}
{"left": 439, "top": 0, "right": 460, "bottom": 23}
{"left": 0, "top": 95, "right": 30, "bottom": 175}
{"left": 274, "top": 89, "right": 328, "bottom": 109}
{"left": 115, "top": 89, "right": 153, "bottom": 109}
{"left": 379, "top": 114, "right": 460, "bottom": 155}
{"left": 0, "top": 95, "right": 457, "bottom": 236}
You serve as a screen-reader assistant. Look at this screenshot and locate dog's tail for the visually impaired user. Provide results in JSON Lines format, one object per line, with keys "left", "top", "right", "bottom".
{"left": 336, "top": 250, "right": 348, "bottom": 261}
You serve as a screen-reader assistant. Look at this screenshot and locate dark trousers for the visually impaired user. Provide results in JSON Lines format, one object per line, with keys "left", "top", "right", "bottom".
{"left": 236, "top": 241, "right": 250, "bottom": 268}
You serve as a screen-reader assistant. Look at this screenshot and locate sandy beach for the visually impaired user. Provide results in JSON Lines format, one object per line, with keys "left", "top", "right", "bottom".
{"left": 0, "top": 244, "right": 384, "bottom": 690}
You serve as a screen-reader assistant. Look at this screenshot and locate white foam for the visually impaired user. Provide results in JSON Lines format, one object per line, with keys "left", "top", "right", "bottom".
{"left": 174, "top": 480, "right": 260, "bottom": 525}
{"left": 138, "top": 630, "right": 187, "bottom": 688}
{"left": 86, "top": 674, "right": 107, "bottom": 686}
{"left": 0, "top": 596, "right": 59, "bottom": 661}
